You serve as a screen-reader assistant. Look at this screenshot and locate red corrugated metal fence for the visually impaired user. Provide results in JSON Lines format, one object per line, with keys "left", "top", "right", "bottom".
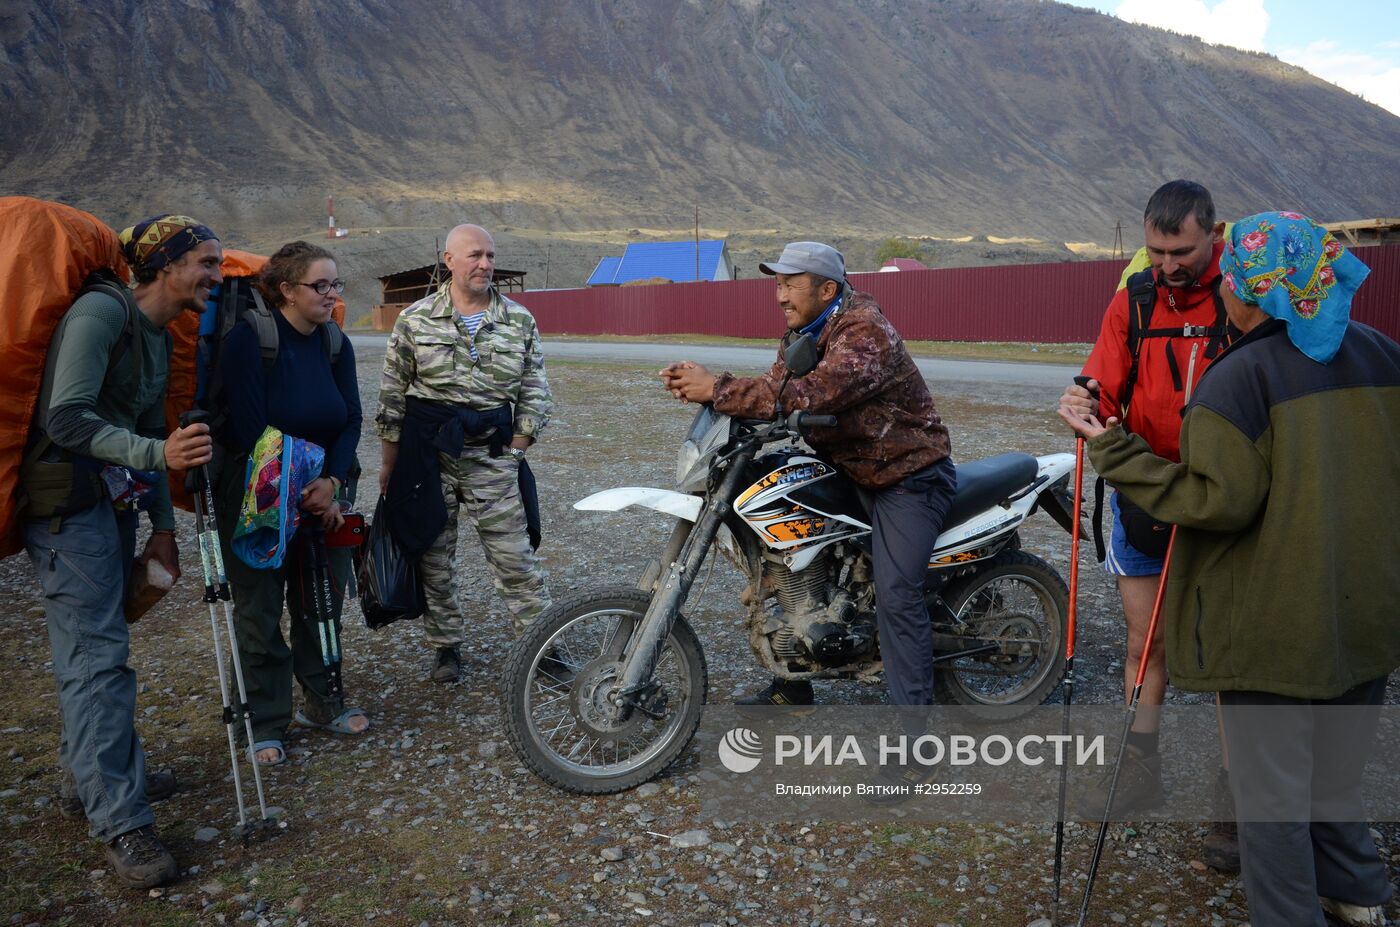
{"left": 514, "top": 244, "right": 1400, "bottom": 343}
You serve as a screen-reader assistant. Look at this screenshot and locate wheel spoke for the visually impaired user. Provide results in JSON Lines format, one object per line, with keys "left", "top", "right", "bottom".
{"left": 518, "top": 596, "right": 702, "bottom": 782}
{"left": 940, "top": 560, "right": 1065, "bottom": 707}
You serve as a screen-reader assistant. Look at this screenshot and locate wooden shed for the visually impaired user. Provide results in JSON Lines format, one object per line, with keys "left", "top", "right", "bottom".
{"left": 372, "top": 263, "right": 527, "bottom": 330}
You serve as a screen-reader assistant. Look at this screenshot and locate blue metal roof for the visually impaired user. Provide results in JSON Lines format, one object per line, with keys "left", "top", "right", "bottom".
{"left": 589, "top": 240, "right": 728, "bottom": 284}
{"left": 587, "top": 255, "right": 623, "bottom": 285}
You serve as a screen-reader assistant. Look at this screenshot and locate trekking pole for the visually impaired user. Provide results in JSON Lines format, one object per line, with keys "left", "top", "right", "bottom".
{"left": 303, "top": 527, "right": 344, "bottom": 704}
{"left": 1075, "top": 526, "right": 1177, "bottom": 927}
{"left": 1050, "top": 421, "right": 1087, "bottom": 926}
{"left": 179, "top": 411, "right": 270, "bottom": 839}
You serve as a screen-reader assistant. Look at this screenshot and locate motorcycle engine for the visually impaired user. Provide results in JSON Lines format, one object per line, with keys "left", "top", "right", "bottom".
{"left": 762, "top": 552, "right": 875, "bottom": 668}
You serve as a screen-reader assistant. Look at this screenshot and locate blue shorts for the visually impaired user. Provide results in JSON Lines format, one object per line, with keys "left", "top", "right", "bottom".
{"left": 1103, "top": 491, "right": 1166, "bottom": 577}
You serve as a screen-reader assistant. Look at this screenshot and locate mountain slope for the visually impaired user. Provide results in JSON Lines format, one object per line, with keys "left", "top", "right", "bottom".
{"left": 3, "top": 0, "right": 1398, "bottom": 245}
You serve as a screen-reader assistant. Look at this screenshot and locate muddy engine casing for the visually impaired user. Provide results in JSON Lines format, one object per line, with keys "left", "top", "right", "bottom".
{"left": 733, "top": 450, "right": 877, "bottom": 669}
{"left": 761, "top": 551, "right": 875, "bottom": 668}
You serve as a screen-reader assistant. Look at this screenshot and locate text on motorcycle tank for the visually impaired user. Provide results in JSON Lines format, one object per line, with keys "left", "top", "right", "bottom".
{"left": 737, "top": 461, "right": 833, "bottom": 506}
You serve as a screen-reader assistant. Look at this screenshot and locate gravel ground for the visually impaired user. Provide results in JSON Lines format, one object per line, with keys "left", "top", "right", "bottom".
{"left": 1, "top": 344, "right": 1395, "bottom": 927}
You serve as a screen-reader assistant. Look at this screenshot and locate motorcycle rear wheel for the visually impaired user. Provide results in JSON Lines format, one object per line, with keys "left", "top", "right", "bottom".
{"left": 933, "top": 549, "right": 1067, "bottom": 718}
{"left": 502, "top": 586, "right": 708, "bottom": 793}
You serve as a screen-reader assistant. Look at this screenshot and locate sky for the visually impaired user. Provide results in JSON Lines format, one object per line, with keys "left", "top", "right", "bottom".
{"left": 1065, "top": 0, "right": 1400, "bottom": 117}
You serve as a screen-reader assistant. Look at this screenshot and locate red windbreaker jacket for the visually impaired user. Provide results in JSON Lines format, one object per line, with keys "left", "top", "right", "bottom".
{"left": 1082, "top": 241, "right": 1229, "bottom": 462}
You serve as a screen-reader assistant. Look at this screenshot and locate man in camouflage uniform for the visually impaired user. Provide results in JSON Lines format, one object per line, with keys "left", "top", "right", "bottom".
{"left": 661, "top": 241, "right": 954, "bottom": 713}
{"left": 376, "top": 223, "right": 553, "bottom": 683}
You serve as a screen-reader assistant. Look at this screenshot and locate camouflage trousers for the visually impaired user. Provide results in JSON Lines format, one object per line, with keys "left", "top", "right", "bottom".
{"left": 419, "top": 445, "right": 550, "bottom": 646}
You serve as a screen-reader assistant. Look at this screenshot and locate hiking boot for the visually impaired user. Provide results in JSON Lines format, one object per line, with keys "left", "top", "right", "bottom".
{"left": 1202, "top": 767, "right": 1240, "bottom": 873}
{"left": 431, "top": 646, "right": 462, "bottom": 684}
{"left": 736, "top": 678, "right": 814, "bottom": 707}
{"left": 105, "top": 825, "right": 179, "bottom": 889}
{"left": 1074, "top": 744, "right": 1163, "bottom": 819}
{"left": 1201, "top": 820, "right": 1240, "bottom": 873}
{"left": 1320, "top": 896, "right": 1388, "bottom": 926}
{"left": 59, "top": 768, "right": 179, "bottom": 820}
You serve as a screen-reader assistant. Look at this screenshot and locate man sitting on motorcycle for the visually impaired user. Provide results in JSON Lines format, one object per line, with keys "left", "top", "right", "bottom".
{"left": 659, "top": 240, "right": 955, "bottom": 708}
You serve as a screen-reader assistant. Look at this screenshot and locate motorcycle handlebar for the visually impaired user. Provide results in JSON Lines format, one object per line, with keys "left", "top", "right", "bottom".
{"left": 785, "top": 411, "right": 838, "bottom": 432}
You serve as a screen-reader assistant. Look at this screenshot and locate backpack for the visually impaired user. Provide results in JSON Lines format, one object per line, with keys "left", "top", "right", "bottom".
{"left": 1090, "top": 268, "right": 1237, "bottom": 562}
{"left": 19, "top": 271, "right": 158, "bottom": 529}
{"left": 0, "top": 197, "right": 130, "bottom": 557}
{"left": 162, "top": 250, "right": 347, "bottom": 506}
{"left": 1118, "top": 268, "right": 1234, "bottom": 419}
{"left": 196, "top": 273, "right": 346, "bottom": 411}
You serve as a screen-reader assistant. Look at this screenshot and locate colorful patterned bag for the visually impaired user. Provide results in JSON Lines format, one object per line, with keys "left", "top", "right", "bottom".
{"left": 231, "top": 427, "right": 325, "bottom": 570}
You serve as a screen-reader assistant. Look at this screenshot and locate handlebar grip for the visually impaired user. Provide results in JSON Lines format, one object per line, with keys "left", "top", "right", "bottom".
{"left": 801, "top": 414, "right": 838, "bottom": 429}
{"left": 179, "top": 409, "right": 210, "bottom": 429}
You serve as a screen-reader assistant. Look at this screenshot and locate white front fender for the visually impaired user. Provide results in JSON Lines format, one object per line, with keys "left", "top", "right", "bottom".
{"left": 574, "top": 487, "right": 704, "bottom": 523}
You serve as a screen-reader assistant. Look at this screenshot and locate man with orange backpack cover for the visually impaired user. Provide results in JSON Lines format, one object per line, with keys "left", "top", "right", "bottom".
{"left": 18, "top": 214, "right": 218, "bottom": 888}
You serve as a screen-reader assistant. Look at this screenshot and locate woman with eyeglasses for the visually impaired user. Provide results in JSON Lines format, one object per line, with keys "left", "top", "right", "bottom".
{"left": 213, "top": 240, "right": 367, "bottom": 767}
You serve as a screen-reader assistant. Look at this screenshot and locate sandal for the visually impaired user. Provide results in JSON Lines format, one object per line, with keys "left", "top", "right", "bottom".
{"left": 294, "top": 706, "right": 370, "bottom": 735}
{"left": 252, "top": 740, "right": 286, "bottom": 767}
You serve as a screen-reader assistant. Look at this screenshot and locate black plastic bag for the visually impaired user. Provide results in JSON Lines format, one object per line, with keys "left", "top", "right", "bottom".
{"left": 355, "top": 496, "right": 425, "bottom": 630}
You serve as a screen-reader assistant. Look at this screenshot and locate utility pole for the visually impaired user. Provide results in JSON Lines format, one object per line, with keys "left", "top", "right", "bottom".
{"left": 544, "top": 244, "right": 552, "bottom": 290}
{"left": 695, "top": 204, "right": 700, "bottom": 282}
{"left": 1112, "top": 220, "right": 1125, "bottom": 260}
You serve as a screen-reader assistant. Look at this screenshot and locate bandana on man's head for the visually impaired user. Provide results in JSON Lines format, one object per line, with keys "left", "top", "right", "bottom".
{"left": 118, "top": 214, "right": 217, "bottom": 275}
{"left": 1220, "top": 211, "right": 1369, "bottom": 364}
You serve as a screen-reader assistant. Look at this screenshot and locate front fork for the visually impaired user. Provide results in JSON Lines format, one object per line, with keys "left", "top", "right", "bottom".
{"left": 610, "top": 450, "right": 753, "bottom": 712}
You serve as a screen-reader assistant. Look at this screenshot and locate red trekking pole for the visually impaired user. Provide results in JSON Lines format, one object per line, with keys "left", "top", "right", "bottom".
{"left": 1050, "top": 431, "right": 1086, "bottom": 926}
{"left": 1076, "top": 527, "right": 1177, "bottom": 926}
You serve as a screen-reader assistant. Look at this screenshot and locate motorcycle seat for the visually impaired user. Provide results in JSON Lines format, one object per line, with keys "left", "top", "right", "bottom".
{"left": 944, "top": 452, "right": 1039, "bottom": 527}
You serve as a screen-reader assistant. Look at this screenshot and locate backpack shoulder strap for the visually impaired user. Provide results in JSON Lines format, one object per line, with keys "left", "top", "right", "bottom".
{"left": 77, "top": 270, "right": 142, "bottom": 395}
{"left": 1204, "top": 275, "right": 1241, "bottom": 359}
{"left": 323, "top": 319, "right": 345, "bottom": 365}
{"left": 1123, "top": 268, "right": 1156, "bottom": 359}
{"left": 1120, "top": 268, "right": 1156, "bottom": 418}
{"left": 244, "top": 287, "right": 281, "bottom": 368}
{"left": 26, "top": 271, "right": 142, "bottom": 471}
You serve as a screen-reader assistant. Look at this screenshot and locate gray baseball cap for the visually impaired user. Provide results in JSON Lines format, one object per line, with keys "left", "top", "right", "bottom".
{"left": 758, "top": 241, "right": 846, "bottom": 281}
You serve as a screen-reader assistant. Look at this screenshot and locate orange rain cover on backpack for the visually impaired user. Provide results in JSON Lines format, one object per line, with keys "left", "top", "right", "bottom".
{"left": 164, "top": 249, "right": 347, "bottom": 511}
{"left": 1, "top": 212, "right": 350, "bottom": 537}
{"left": 0, "top": 197, "right": 129, "bottom": 559}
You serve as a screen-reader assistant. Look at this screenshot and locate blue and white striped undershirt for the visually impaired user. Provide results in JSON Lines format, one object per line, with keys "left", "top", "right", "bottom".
{"left": 455, "top": 311, "right": 486, "bottom": 361}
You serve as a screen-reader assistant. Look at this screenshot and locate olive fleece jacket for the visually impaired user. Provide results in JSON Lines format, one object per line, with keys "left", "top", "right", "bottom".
{"left": 1087, "top": 319, "right": 1400, "bottom": 699}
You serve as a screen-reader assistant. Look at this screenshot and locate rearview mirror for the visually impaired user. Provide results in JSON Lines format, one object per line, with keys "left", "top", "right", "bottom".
{"left": 783, "top": 333, "right": 819, "bottom": 378}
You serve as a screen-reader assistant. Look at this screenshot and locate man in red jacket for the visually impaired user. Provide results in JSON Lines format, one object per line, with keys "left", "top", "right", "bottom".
{"left": 1060, "top": 181, "right": 1236, "bottom": 860}
{"left": 660, "top": 241, "right": 954, "bottom": 710}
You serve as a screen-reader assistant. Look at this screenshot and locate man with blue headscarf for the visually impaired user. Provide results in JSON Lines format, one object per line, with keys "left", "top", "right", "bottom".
{"left": 21, "top": 215, "right": 219, "bottom": 889}
{"left": 1060, "top": 213, "right": 1399, "bottom": 927}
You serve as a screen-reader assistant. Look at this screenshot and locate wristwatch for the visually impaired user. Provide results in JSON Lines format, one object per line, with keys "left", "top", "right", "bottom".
{"left": 509, "top": 447, "right": 527, "bottom": 461}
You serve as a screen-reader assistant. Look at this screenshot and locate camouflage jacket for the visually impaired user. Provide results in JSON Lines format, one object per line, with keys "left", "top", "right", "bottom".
{"left": 375, "top": 285, "right": 552, "bottom": 444}
{"left": 710, "top": 291, "right": 951, "bottom": 489}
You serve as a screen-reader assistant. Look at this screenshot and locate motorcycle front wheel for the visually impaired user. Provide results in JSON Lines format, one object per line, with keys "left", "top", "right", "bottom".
{"left": 932, "top": 549, "right": 1067, "bottom": 718}
{"left": 501, "top": 586, "right": 708, "bottom": 794}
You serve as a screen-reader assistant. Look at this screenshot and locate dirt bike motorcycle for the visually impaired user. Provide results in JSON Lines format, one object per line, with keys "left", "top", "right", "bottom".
{"left": 503, "top": 336, "right": 1078, "bottom": 793}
